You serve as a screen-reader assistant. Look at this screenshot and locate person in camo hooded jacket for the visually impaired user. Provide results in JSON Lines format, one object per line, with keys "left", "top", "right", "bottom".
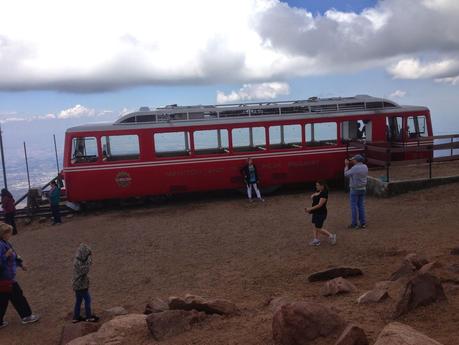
{"left": 72, "top": 243, "right": 99, "bottom": 323}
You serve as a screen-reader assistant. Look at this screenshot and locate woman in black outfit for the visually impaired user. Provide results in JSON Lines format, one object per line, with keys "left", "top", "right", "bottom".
{"left": 305, "top": 181, "right": 337, "bottom": 246}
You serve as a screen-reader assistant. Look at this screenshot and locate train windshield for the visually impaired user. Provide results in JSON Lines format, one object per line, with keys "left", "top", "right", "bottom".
{"left": 71, "top": 137, "right": 98, "bottom": 163}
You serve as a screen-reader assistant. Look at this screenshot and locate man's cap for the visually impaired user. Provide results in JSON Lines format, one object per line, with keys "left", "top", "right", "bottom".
{"left": 350, "top": 154, "right": 365, "bottom": 162}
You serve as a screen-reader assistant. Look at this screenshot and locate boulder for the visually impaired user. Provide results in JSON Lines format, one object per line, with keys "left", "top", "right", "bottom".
{"left": 374, "top": 322, "right": 444, "bottom": 345}
{"left": 393, "top": 273, "right": 447, "bottom": 318}
{"left": 144, "top": 298, "right": 169, "bottom": 315}
{"left": 146, "top": 309, "right": 207, "bottom": 341}
{"left": 334, "top": 324, "right": 369, "bottom": 345}
{"left": 418, "top": 262, "right": 459, "bottom": 284}
{"left": 320, "top": 277, "right": 357, "bottom": 297}
{"left": 66, "top": 314, "right": 147, "bottom": 345}
{"left": 308, "top": 267, "right": 363, "bottom": 282}
{"left": 168, "top": 294, "right": 240, "bottom": 316}
{"left": 272, "top": 302, "right": 346, "bottom": 345}
{"left": 404, "top": 253, "right": 429, "bottom": 270}
{"left": 374, "top": 281, "right": 392, "bottom": 290}
{"left": 357, "top": 289, "right": 388, "bottom": 304}
{"left": 268, "top": 296, "right": 295, "bottom": 313}
{"left": 60, "top": 322, "right": 99, "bottom": 345}
{"left": 104, "top": 306, "right": 128, "bottom": 317}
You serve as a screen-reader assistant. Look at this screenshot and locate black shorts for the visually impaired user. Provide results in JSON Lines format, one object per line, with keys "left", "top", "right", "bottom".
{"left": 312, "top": 213, "right": 327, "bottom": 229}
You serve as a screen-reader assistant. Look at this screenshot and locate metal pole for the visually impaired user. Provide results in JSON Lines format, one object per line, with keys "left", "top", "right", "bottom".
{"left": 53, "top": 134, "right": 60, "bottom": 174}
{"left": 0, "top": 124, "right": 7, "bottom": 189}
{"left": 23, "top": 142, "right": 31, "bottom": 190}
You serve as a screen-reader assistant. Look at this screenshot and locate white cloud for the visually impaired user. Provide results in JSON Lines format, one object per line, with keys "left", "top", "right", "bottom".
{"left": 216, "top": 82, "right": 290, "bottom": 104}
{"left": 389, "top": 90, "right": 407, "bottom": 98}
{"left": 388, "top": 58, "right": 459, "bottom": 80}
{"left": 58, "top": 105, "right": 96, "bottom": 119}
{"left": 0, "top": 117, "right": 26, "bottom": 124}
{"left": 0, "top": 0, "right": 459, "bottom": 92}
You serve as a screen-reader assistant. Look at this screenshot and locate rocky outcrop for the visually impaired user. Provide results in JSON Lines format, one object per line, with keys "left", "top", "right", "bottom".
{"left": 168, "top": 294, "right": 240, "bottom": 316}
{"left": 66, "top": 314, "right": 147, "bottom": 345}
{"left": 308, "top": 267, "right": 363, "bottom": 282}
{"left": 272, "top": 302, "right": 345, "bottom": 345}
{"left": 146, "top": 309, "right": 207, "bottom": 341}
{"left": 392, "top": 273, "right": 447, "bottom": 318}
{"left": 374, "top": 322, "right": 444, "bottom": 345}
{"left": 334, "top": 324, "right": 369, "bottom": 345}
{"left": 320, "top": 277, "right": 357, "bottom": 296}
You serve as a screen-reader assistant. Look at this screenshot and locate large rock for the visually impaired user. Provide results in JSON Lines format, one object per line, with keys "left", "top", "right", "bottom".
{"left": 374, "top": 322, "right": 444, "bottom": 345}
{"left": 308, "top": 267, "right": 363, "bottom": 282}
{"left": 66, "top": 314, "right": 147, "bottom": 345}
{"left": 334, "top": 324, "right": 369, "bottom": 345}
{"left": 168, "top": 294, "right": 240, "bottom": 316}
{"left": 272, "top": 302, "right": 346, "bottom": 345}
{"left": 104, "top": 306, "right": 128, "bottom": 317}
{"left": 60, "top": 322, "right": 99, "bottom": 345}
{"left": 146, "top": 309, "right": 207, "bottom": 341}
{"left": 269, "top": 296, "right": 295, "bottom": 313}
{"left": 357, "top": 289, "right": 388, "bottom": 304}
{"left": 144, "top": 298, "right": 169, "bottom": 315}
{"left": 418, "top": 262, "right": 459, "bottom": 284}
{"left": 320, "top": 277, "right": 357, "bottom": 297}
{"left": 393, "top": 273, "right": 447, "bottom": 318}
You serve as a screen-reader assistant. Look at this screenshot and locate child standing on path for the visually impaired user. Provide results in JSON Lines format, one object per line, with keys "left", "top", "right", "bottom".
{"left": 241, "top": 158, "right": 264, "bottom": 202}
{"left": 72, "top": 243, "right": 98, "bottom": 323}
{"left": 305, "top": 181, "right": 337, "bottom": 246}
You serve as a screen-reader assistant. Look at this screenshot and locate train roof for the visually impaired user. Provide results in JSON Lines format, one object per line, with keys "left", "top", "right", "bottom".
{"left": 67, "top": 95, "right": 429, "bottom": 133}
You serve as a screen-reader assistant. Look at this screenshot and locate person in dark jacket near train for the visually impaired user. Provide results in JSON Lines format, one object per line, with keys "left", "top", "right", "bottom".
{"left": 1, "top": 189, "right": 17, "bottom": 235}
{"left": 241, "top": 158, "right": 264, "bottom": 202}
{"left": 72, "top": 243, "right": 98, "bottom": 323}
{"left": 48, "top": 180, "right": 62, "bottom": 225}
{"left": 0, "top": 223, "right": 40, "bottom": 329}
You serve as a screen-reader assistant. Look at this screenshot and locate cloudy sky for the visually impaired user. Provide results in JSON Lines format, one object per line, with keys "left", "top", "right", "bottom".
{"left": 1, "top": 0, "right": 459, "bottom": 164}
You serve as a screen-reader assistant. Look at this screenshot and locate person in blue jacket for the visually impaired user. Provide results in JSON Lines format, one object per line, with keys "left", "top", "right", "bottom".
{"left": 0, "top": 223, "right": 40, "bottom": 329}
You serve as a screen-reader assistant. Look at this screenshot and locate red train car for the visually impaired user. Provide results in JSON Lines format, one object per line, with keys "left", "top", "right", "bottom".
{"left": 62, "top": 95, "right": 433, "bottom": 202}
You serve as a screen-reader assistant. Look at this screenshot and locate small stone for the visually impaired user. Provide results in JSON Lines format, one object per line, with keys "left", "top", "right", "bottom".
{"left": 268, "top": 296, "right": 295, "bottom": 313}
{"left": 66, "top": 214, "right": 75, "bottom": 218}
{"left": 357, "top": 289, "right": 388, "bottom": 304}
{"left": 24, "top": 218, "right": 33, "bottom": 225}
{"left": 334, "top": 324, "right": 369, "bottom": 345}
{"left": 308, "top": 267, "right": 363, "bottom": 282}
{"left": 320, "top": 277, "right": 357, "bottom": 296}
{"left": 38, "top": 217, "right": 47, "bottom": 223}
{"left": 404, "top": 253, "right": 429, "bottom": 270}
{"left": 104, "top": 306, "right": 128, "bottom": 316}
{"left": 168, "top": 294, "right": 240, "bottom": 316}
{"left": 389, "top": 261, "right": 416, "bottom": 281}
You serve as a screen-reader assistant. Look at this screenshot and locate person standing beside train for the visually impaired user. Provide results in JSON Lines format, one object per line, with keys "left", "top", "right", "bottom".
{"left": 49, "top": 180, "right": 62, "bottom": 225}
{"left": 1, "top": 189, "right": 17, "bottom": 235}
{"left": 344, "top": 154, "right": 368, "bottom": 229}
{"left": 241, "top": 158, "right": 264, "bottom": 202}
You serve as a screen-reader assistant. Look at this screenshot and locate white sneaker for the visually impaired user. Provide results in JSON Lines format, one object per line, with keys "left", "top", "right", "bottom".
{"left": 0, "top": 320, "right": 8, "bottom": 329}
{"left": 22, "top": 314, "right": 40, "bottom": 324}
{"left": 309, "top": 239, "right": 321, "bottom": 246}
{"left": 329, "top": 234, "right": 337, "bottom": 245}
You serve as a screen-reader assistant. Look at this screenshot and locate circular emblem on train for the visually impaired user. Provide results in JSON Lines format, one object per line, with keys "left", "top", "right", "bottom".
{"left": 115, "top": 171, "right": 132, "bottom": 188}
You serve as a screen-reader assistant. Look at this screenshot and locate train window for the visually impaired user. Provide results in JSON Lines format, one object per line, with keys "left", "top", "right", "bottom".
{"left": 341, "top": 120, "right": 372, "bottom": 142}
{"left": 232, "top": 127, "right": 266, "bottom": 152}
{"left": 269, "top": 125, "right": 302, "bottom": 149}
{"left": 305, "top": 122, "right": 337, "bottom": 146}
{"left": 154, "top": 131, "right": 191, "bottom": 157}
{"left": 193, "top": 129, "right": 229, "bottom": 155}
{"left": 407, "top": 116, "right": 428, "bottom": 138}
{"left": 101, "top": 135, "right": 140, "bottom": 161}
{"left": 386, "top": 116, "right": 403, "bottom": 142}
{"left": 71, "top": 137, "right": 98, "bottom": 164}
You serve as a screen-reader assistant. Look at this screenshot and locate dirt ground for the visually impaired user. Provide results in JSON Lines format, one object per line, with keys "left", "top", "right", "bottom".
{"left": 369, "top": 160, "right": 459, "bottom": 181}
{"left": 1, "top": 182, "right": 459, "bottom": 345}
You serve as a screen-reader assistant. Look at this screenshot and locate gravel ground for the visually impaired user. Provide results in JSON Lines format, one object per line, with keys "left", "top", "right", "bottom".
{"left": 1, "top": 182, "right": 459, "bottom": 345}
